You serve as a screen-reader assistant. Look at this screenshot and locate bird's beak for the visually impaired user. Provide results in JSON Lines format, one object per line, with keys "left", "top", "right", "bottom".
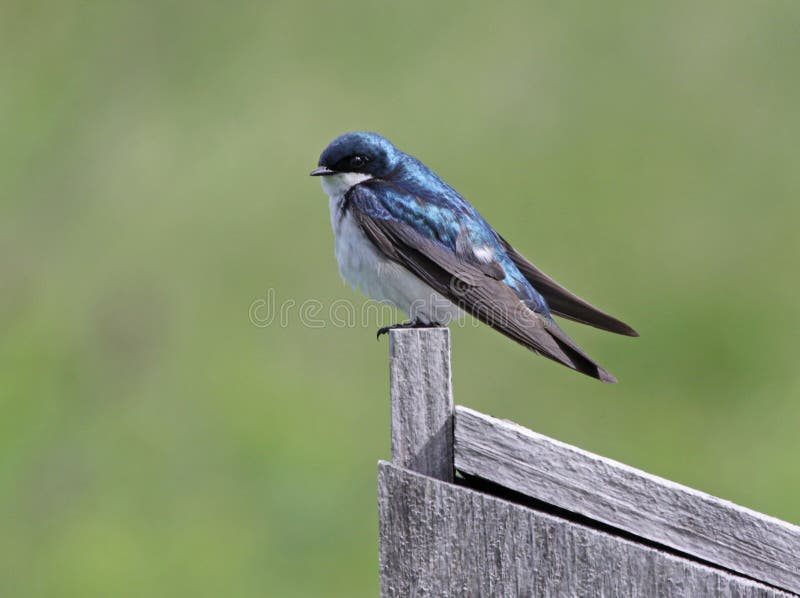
{"left": 309, "top": 166, "right": 335, "bottom": 177}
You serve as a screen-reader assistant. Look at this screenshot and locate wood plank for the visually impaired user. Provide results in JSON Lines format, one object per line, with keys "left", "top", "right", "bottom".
{"left": 454, "top": 406, "right": 800, "bottom": 594}
{"left": 389, "top": 328, "right": 453, "bottom": 482}
{"left": 378, "top": 462, "right": 791, "bottom": 598}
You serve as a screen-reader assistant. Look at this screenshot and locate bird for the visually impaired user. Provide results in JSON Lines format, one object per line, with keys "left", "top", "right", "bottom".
{"left": 311, "top": 132, "right": 637, "bottom": 383}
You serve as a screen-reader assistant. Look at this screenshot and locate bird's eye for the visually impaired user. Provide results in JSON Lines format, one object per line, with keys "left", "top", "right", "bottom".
{"left": 349, "top": 155, "right": 367, "bottom": 169}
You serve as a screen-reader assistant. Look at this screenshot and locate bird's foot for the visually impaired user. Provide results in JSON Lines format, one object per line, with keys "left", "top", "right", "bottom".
{"left": 376, "top": 320, "right": 442, "bottom": 340}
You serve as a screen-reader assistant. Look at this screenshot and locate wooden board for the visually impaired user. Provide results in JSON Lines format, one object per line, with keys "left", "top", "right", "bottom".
{"left": 378, "top": 462, "right": 790, "bottom": 597}
{"left": 389, "top": 328, "right": 453, "bottom": 482}
{"left": 454, "top": 406, "right": 800, "bottom": 594}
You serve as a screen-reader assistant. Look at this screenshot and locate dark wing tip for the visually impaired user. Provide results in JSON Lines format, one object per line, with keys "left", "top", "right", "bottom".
{"left": 498, "top": 235, "right": 639, "bottom": 338}
{"left": 597, "top": 368, "right": 618, "bottom": 384}
{"left": 615, "top": 322, "right": 640, "bottom": 337}
{"left": 555, "top": 312, "right": 639, "bottom": 337}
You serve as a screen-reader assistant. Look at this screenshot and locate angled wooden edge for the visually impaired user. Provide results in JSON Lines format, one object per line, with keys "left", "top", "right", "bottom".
{"left": 453, "top": 406, "right": 800, "bottom": 594}
{"left": 378, "top": 462, "right": 793, "bottom": 598}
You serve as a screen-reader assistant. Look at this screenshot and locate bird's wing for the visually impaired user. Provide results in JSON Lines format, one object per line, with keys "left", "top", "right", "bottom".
{"left": 348, "top": 183, "right": 616, "bottom": 382}
{"left": 497, "top": 235, "right": 638, "bottom": 337}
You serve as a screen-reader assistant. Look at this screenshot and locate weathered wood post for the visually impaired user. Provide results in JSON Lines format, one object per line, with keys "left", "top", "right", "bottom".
{"left": 388, "top": 327, "right": 453, "bottom": 482}
{"left": 378, "top": 327, "right": 800, "bottom": 597}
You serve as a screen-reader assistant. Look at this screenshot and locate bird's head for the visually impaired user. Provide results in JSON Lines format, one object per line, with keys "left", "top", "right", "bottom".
{"left": 310, "top": 132, "right": 399, "bottom": 196}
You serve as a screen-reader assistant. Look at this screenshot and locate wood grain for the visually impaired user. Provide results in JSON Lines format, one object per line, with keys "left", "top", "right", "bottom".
{"left": 389, "top": 328, "right": 453, "bottom": 482}
{"left": 454, "top": 406, "right": 800, "bottom": 594}
{"left": 378, "top": 462, "right": 790, "bottom": 597}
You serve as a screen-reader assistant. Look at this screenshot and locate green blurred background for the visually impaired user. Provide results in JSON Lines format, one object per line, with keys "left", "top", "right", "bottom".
{"left": 2, "top": 1, "right": 799, "bottom": 596}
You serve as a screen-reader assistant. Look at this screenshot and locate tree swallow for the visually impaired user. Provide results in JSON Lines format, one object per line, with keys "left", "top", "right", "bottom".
{"left": 311, "top": 132, "right": 637, "bottom": 383}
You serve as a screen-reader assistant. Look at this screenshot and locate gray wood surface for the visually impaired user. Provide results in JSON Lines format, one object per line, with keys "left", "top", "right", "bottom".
{"left": 389, "top": 328, "right": 453, "bottom": 482}
{"left": 378, "top": 462, "right": 790, "bottom": 598}
{"left": 454, "top": 406, "right": 800, "bottom": 594}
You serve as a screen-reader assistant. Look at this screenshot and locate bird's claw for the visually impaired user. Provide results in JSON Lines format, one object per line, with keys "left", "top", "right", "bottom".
{"left": 377, "top": 321, "right": 413, "bottom": 340}
{"left": 376, "top": 320, "right": 443, "bottom": 340}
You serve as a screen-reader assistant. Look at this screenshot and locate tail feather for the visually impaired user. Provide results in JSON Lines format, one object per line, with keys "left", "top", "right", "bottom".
{"left": 536, "top": 319, "right": 618, "bottom": 383}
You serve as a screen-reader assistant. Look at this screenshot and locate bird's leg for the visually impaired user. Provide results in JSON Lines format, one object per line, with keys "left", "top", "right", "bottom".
{"left": 376, "top": 319, "right": 442, "bottom": 340}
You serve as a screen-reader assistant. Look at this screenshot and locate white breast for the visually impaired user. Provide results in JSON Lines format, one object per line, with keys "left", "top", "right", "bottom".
{"left": 324, "top": 178, "right": 461, "bottom": 325}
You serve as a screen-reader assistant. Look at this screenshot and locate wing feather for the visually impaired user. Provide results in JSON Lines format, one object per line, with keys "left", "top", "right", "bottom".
{"left": 497, "top": 235, "right": 638, "bottom": 337}
{"left": 351, "top": 202, "right": 616, "bottom": 382}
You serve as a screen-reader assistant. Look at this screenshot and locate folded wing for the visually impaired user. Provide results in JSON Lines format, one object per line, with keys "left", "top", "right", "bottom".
{"left": 498, "top": 236, "right": 638, "bottom": 337}
{"left": 349, "top": 186, "right": 617, "bottom": 382}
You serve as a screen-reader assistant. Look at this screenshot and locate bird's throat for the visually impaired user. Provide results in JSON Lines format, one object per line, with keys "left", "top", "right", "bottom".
{"left": 320, "top": 172, "right": 373, "bottom": 198}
